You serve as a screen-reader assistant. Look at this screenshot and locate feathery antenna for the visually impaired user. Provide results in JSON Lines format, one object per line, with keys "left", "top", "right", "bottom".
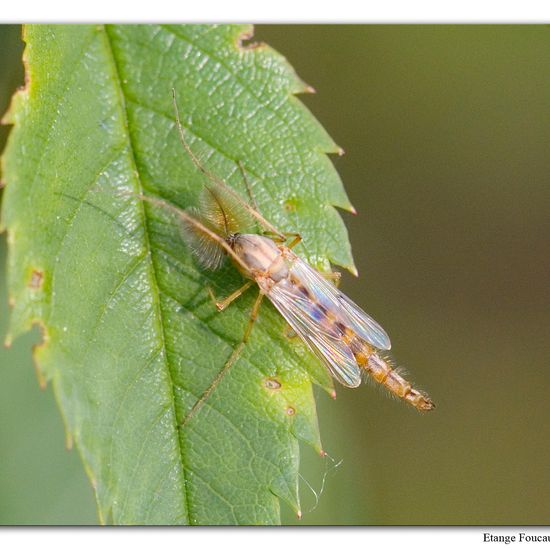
{"left": 171, "top": 88, "right": 285, "bottom": 240}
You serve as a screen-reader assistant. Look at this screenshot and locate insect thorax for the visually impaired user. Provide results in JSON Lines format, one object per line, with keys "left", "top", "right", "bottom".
{"left": 231, "top": 234, "right": 289, "bottom": 284}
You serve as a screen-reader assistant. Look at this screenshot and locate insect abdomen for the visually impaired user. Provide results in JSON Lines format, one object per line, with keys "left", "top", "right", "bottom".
{"left": 351, "top": 336, "right": 435, "bottom": 411}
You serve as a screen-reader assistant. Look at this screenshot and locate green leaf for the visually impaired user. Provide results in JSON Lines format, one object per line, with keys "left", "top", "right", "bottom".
{"left": 1, "top": 24, "right": 355, "bottom": 525}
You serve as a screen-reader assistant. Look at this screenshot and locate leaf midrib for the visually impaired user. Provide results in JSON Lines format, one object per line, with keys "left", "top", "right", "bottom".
{"left": 101, "top": 24, "right": 192, "bottom": 525}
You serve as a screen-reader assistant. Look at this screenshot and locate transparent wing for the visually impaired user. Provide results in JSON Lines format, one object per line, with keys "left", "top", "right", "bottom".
{"left": 268, "top": 277, "right": 362, "bottom": 388}
{"left": 289, "top": 255, "right": 392, "bottom": 351}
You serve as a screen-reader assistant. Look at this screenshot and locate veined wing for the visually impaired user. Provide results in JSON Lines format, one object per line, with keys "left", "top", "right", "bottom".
{"left": 289, "top": 254, "right": 391, "bottom": 351}
{"left": 268, "top": 277, "right": 362, "bottom": 388}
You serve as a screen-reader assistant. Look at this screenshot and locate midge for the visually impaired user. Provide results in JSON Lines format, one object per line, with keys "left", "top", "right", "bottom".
{"left": 139, "top": 91, "right": 435, "bottom": 423}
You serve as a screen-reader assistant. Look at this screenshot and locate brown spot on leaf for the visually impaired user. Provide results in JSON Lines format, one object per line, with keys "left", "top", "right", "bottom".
{"left": 236, "top": 28, "right": 266, "bottom": 51}
{"left": 285, "top": 406, "right": 296, "bottom": 416}
{"left": 284, "top": 198, "right": 298, "bottom": 212}
{"left": 264, "top": 378, "right": 281, "bottom": 390}
{"left": 29, "top": 269, "right": 44, "bottom": 290}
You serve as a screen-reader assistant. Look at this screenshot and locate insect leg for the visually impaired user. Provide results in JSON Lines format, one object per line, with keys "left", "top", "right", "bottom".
{"left": 260, "top": 231, "right": 302, "bottom": 247}
{"left": 285, "top": 233, "right": 302, "bottom": 249}
{"left": 322, "top": 270, "right": 341, "bottom": 287}
{"left": 207, "top": 280, "right": 254, "bottom": 311}
{"left": 237, "top": 160, "right": 260, "bottom": 213}
{"left": 120, "top": 190, "right": 253, "bottom": 274}
{"left": 171, "top": 89, "right": 219, "bottom": 186}
{"left": 242, "top": 290, "right": 264, "bottom": 342}
{"left": 260, "top": 230, "right": 285, "bottom": 243}
{"left": 181, "top": 290, "right": 265, "bottom": 426}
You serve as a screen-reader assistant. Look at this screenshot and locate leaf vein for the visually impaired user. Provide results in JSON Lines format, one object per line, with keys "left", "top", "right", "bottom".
{"left": 103, "top": 24, "right": 192, "bottom": 524}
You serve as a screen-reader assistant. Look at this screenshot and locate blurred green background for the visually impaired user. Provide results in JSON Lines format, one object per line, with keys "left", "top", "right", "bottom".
{"left": 1, "top": 24, "right": 549, "bottom": 525}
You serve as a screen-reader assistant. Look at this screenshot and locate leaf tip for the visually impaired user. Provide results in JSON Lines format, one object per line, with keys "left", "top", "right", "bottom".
{"left": 33, "top": 360, "right": 47, "bottom": 390}
{"left": 3, "top": 334, "right": 12, "bottom": 349}
{"left": 327, "top": 249, "right": 357, "bottom": 279}
{"left": 31, "top": 320, "right": 50, "bottom": 389}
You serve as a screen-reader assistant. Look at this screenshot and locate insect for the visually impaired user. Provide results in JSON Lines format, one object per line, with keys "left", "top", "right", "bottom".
{"left": 136, "top": 91, "right": 435, "bottom": 424}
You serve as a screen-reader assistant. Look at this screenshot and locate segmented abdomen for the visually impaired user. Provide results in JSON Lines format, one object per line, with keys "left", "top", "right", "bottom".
{"left": 349, "top": 334, "right": 435, "bottom": 411}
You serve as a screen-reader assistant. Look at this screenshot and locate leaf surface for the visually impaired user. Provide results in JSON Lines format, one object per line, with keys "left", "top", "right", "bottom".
{"left": 1, "top": 24, "right": 355, "bottom": 525}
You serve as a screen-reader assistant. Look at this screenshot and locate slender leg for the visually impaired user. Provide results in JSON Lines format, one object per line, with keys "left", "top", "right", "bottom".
{"left": 117, "top": 189, "right": 252, "bottom": 273}
{"left": 181, "top": 290, "right": 265, "bottom": 426}
{"left": 261, "top": 230, "right": 286, "bottom": 243}
{"left": 237, "top": 160, "right": 260, "bottom": 213}
{"left": 172, "top": 89, "right": 221, "bottom": 185}
{"left": 208, "top": 280, "right": 254, "bottom": 311}
{"left": 323, "top": 270, "right": 341, "bottom": 287}
{"left": 242, "top": 290, "right": 264, "bottom": 342}
{"left": 285, "top": 233, "right": 302, "bottom": 249}
{"left": 260, "top": 231, "right": 302, "bottom": 247}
